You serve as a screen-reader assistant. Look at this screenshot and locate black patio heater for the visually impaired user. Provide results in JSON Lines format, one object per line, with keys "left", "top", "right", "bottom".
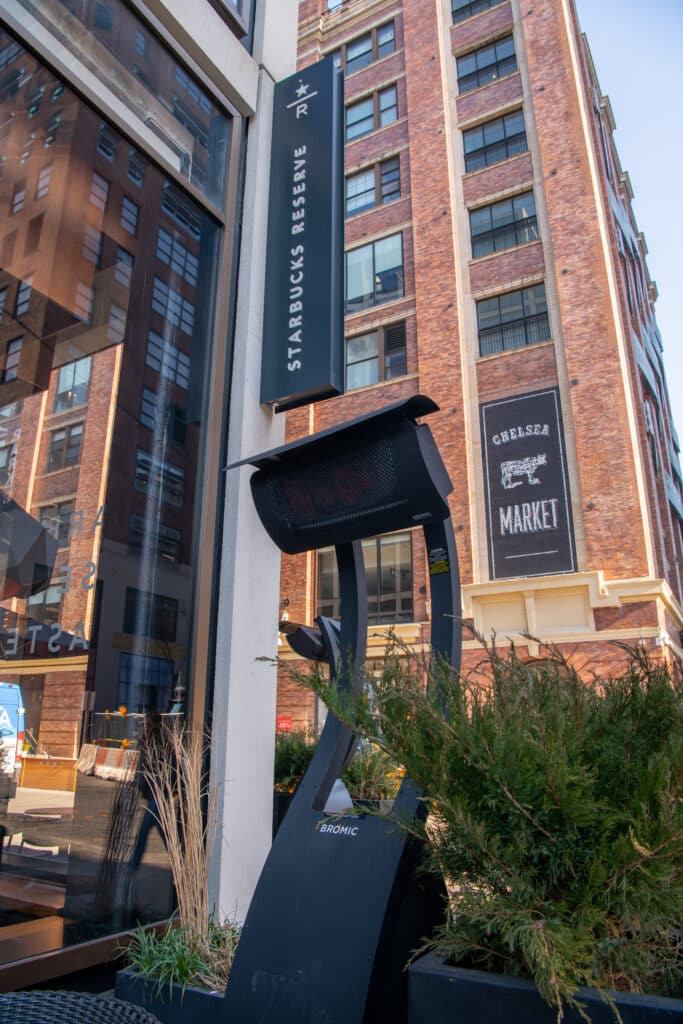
{"left": 223, "top": 395, "right": 461, "bottom": 1024}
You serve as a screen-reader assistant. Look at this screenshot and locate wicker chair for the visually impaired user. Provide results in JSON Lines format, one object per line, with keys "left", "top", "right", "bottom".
{"left": 0, "top": 990, "right": 162, "bottom": 1023}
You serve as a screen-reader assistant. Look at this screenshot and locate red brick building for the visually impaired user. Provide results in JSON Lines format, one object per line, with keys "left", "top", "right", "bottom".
{"left": 277, "top": 0, "right": 683, "bottom": 726}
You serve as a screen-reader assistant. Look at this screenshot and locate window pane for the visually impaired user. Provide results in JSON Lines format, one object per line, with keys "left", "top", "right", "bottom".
{"left": 380, "top": 156, "right": 400, "bottom": 202}
{"left": 346, "top": 98, "right": 374, "bottom": 140}
{"left": 346, "top": 243, "right": 374, "bottom": 312}
{"left": 470, "top": 206, "right": 492, "bottom": 236}
{"left": 346, "top": 33, "right": 373, "bottom": 73}
{"left": 377, "top": 22, "right": 396, "bottom": 58}
{"left": 378, "top": 86, "right": 397, "bottom": 127}
{"left": 346, "top": 169, "right": 375, "bottom": 215}
{"left": 374, "top": 233, "right": 403, "bottom": 303}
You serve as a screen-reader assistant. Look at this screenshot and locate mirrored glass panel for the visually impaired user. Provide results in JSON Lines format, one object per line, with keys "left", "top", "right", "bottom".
{"left": 0, "top": 22, "right": 224, "bottom": 962}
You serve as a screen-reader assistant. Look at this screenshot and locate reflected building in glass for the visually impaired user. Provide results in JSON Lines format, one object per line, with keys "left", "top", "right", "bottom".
{"left": 0, "top": 0, "right": 292, "bottom": 981}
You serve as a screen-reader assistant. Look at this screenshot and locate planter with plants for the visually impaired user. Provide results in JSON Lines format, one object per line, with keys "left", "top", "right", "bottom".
{"left": 291, "top": 642, "right": 683, "bottom": 1022}
{"left": 114, "top": 719, "right": 239, "bottom": 1024}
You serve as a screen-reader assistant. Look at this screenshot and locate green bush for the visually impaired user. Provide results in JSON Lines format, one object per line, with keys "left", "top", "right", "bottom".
{"left": 273, "top": 729, "right": 316, "bottom": 792}
{"left": 342, "top": 743, "right": 401, "bottom": 801}
{"left": 290, "top": 642, "right": 683, "bottom": 1020}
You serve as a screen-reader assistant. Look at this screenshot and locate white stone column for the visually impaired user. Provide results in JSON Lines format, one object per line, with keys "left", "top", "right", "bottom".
{"left": 208, "top": 1, "right": 298, "bottom": 923}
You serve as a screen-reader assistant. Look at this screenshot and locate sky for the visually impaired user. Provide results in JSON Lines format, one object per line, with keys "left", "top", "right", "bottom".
{"left": 572, "top": 0, "right": 683, "bottom": 437}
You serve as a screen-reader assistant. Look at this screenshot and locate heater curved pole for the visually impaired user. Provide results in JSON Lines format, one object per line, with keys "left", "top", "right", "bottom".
{"left": 304, "top": 539, "right": 368, "bottom": 811}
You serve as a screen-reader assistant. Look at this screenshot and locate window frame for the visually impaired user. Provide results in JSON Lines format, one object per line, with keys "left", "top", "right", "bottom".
{"left": 345, "top": 232, "right": 404, "bottom": 315}
{"left": 452, "top": 0, "right": 505, "bottom": 23}
{"left": 469, "top": 189, "right": 538, "bottom": 258}
{"left": 456, "top": 35, "right": 517, "bottom": 94}
{"left": 345, "top": 155, "right": 400, "bottom": 217}
{"left": 46, "top": 422, "right": 84, "bottom": 472}
{"left": 463, "top": 109, "right": 528, "bottom": 172}
{"left": 39, "top": 499, "right": 74, "bottom": 547}
{"left": 476, "top": 282, "right": 550, "bottom": 356}
{"left": 334, "top": 21, "right": 396, "bottom": 76}
{"left": 54, "top": 356, "right": 92, "bottom": 411}
{"left": 345, "top": 321, "right": 407, "bottom": 390}
{"left": 345, "top": 84, "right": 398, "bottom": 143}
{"left": 2, "top": 336, "right": 22, "bottom": 383}
{"left": 317, "top": 531, "right": 414, "bottom": 626}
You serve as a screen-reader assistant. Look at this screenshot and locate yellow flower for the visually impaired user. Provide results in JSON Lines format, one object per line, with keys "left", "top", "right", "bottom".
{"left": 119, "top": 705, "right": 127, "bottom": 716}
{"left": 121, "top": 738, "right": 131, "bottom": 749}
{"left": 105, "top": 709, "right": 111, "bottom": 719}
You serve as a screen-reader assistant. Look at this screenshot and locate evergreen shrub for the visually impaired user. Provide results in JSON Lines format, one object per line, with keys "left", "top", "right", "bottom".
{"left": 290, "top": 642, "right": 683, "bottom": 1020}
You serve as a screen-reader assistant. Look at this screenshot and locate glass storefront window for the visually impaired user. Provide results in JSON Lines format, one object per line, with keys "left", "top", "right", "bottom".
{"left": 0, "top": 18, "right": 226, "bottom": 963}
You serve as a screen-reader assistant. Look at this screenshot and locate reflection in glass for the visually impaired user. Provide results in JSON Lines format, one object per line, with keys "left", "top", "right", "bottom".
{"left": 17, "top": 0, "right": 230, "bottom": 207}
{"left": 0, "top": 21, "right": 224, "bottom": 963}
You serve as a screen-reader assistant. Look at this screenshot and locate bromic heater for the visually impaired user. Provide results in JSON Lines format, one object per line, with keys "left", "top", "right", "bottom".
{"left": 224, "top": 396, "right": 460, "bottom": 1024}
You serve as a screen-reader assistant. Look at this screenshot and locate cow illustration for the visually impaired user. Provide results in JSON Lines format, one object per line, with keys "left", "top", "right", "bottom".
{"left": 500, "top": 452, "right": 547, "bottom": 490}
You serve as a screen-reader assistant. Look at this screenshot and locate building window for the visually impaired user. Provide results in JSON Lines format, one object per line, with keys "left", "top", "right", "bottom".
{"left": 97, "top": 121, "right": 117, "bottom": 160}
{"left": 94, "top": 3, "right": 114, "bottom": 30}
{"left": 317, "top": 532, "right": 413, "bottom": 625}
{"left": 27, "top": 583, "right": 62, "bottom": 625}
{"left": 346, "top": 321, "right": 407, "bottom": 390}
{"left": 140, "top": 387, "right": 186, "bottom": 444}
{"left": 477, "top": 283, "right": 550, "bottom": 356}
{"left": 115, "top": 246, "right": 133, "bottom": 287}
{"left": 128, "top": 514, "right": 181, "bottom": 563}
{"left": 90, "top": 171, "right": 109, "bottom": 210}
{"left": 118, "top": 652, "right": 174, "bottom": 714}
{"left": 327, "top": 0, "right": 343, "bottom": 9}
{"left": 123, "top": 587, "right": 178, "bottom": 643}
{"left": 156, "top": 228, "right": 199, "bottom": 286}
{"left": 0, "top": 287, "right": 6, "bottom": 322}
{"left": 470, "top": 190, "right": 538, "bottom": 258}
{"left": 134, "top": 450, "right": 185, "bottom": 507}
{"left": 25, "top": 213, "right": 43, "bottom": 254}
{"left": 35, "top": 162, "right": 52, "bottom": 199}
{"left": 2, "top": 337, "right": 22, "bottom": 383}
{"left": 346, "top": 85, "right": 398, "bottom": 142}
{"left": 457, "top": 35, "right": 517, "bottom": 93}
{"left": 452, "top": 0, "right": 504, "bottom": 21}
{"left": 10, "top": 179, "right": 26, "bottom": 213}
{"left": 463, "top": 110, "right": 527, "bottom": 172}
{"left": 54, "top": 356, "right": 92, "bottom": 411}
{"left": 40, "top": 500, "right": 74, "bottom": 547}
{"left": 336, "top": 21, "right": 396, "bottom": 76}
{"left": 345, "top": 233, "right": 404, "bottom": 314}
{"left": 14, "top": 276, "right": 32, "bottom": 317}
{"left": 151, "top": 277, "right": 195, "bottom": 335}
{"left": 162, "top": 183, "right": 201, "bottom": 238}
{"left": 74, "top": 281, "right": 94, "bottom": 322}
{"left": 128, "top": 148, "right": 145, "bottom": 187}
{"left": 47, "top": 422, "right": 84, "bottom": 471}
{"left": 175, "top": 65, "right": 211, "bottom": 113}
{"left": 121, "top": 196, "right": 139, "bottom": 235}
{"left": 107, "top": 303, "right": 127, "bottom": 343}
{"left": 146, "top": 331, "right": 191, "bottom": 389}
{"left": 346, "top": 156, "right": 400, "bottom": 216}
{"left": 83, "top": 225, "right": 103, "bottom": 265}
{"left": 0, "top": 443, "right": 15, "bottom": 488}
{"left": 135, "top": 30, "right": 148, "bottom": 57}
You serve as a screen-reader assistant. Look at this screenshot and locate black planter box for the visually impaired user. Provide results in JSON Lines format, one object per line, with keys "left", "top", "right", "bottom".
{"left": 407, "top": 953, "right": 683, "bottom": 1024}
{"left": 115, "top": 968, "right": 225, "bottom": 1024}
